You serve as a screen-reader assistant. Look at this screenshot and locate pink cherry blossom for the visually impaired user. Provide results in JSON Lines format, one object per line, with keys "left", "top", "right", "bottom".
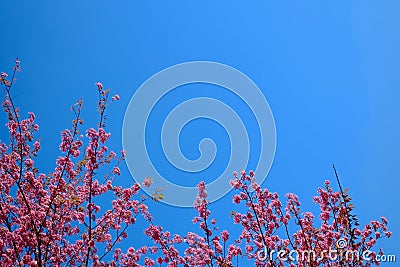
{"left": 221, "top": 230, "right": 229, "bottom": 242}
{"left": 95, "top": 82, "right": 103, "bottom": 90}
{"left": 112, "top": 166, "right": 120, "bottom": 175}
{"left": 142, "top": 177, "right": 153, "bottom": 187}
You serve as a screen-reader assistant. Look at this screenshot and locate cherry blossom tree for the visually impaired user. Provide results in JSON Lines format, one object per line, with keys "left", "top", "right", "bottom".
{"left": 0, "top": 59, "right": 152, "bottom": 266}
{"left": 0, "top": 60, "right": 391, "bottom": 267}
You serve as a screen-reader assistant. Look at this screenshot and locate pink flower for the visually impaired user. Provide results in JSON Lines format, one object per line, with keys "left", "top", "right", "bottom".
{"left": 95, "top": 82, "right": 103, "bottom": 90}
{"left": 24, "top": 159, "right": 34, "bottom": 169}
{"left": 112, "top": 94, "right": 120, "bottom": 101}
{"left": 1, "top": 72, "right": 7, "bottom": 78}
{"left": 33, "top": 141, "right": 40, "bottom": 151}
{"left": 245, "top": 245, "right": 253, "bottom": 253}
{"left": 221, "top": 230, "right": 229, "bottom": 242}
{"left": 172, "top": 234, "right": 183, "bottom": 244}
{"left": 113, "top": 167, "right": 120, "bottom": 175}
{"left": 320, "top": 211, "right": 330, "bottom": 221}
{"left": 233, "top": 195, "right": 241, "bottom": 204}
{"left": 144, "top": 257, "right": 155, "bottom": 266}
{"left": 98, "top": 128, "right": 111, "bottom": 143}
{"left": 196, "top": 181, "right": 207, "bottom": 198}
{"left": 354, "top": 228, "right": 362, "bottom": 236}
{"left": 142, "top": 177, "right": 153, "bottom": 187}
{"left": 230, "top": 179, "right": 240, "bottom": 189}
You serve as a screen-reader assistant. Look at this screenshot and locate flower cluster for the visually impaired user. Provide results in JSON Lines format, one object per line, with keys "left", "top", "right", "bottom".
{"left": 0, "top": 61, "right": 152, "bottom": 266}
{"left": 226, "top": 170, "right": 392, "bottom": 267}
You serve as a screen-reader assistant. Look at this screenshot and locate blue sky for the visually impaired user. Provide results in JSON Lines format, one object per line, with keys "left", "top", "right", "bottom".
{"left": 1, "top": 1, "right": 399, "bottom": 265}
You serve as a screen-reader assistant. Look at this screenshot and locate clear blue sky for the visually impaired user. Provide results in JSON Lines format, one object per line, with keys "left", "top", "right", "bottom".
{"left": 1, "top": 1, "right": 399, "bottom": 265}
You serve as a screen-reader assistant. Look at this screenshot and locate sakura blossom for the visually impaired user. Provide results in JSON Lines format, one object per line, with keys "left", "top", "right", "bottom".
{"left": 142, "top": 177, "right": 153, "bottom": 187}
